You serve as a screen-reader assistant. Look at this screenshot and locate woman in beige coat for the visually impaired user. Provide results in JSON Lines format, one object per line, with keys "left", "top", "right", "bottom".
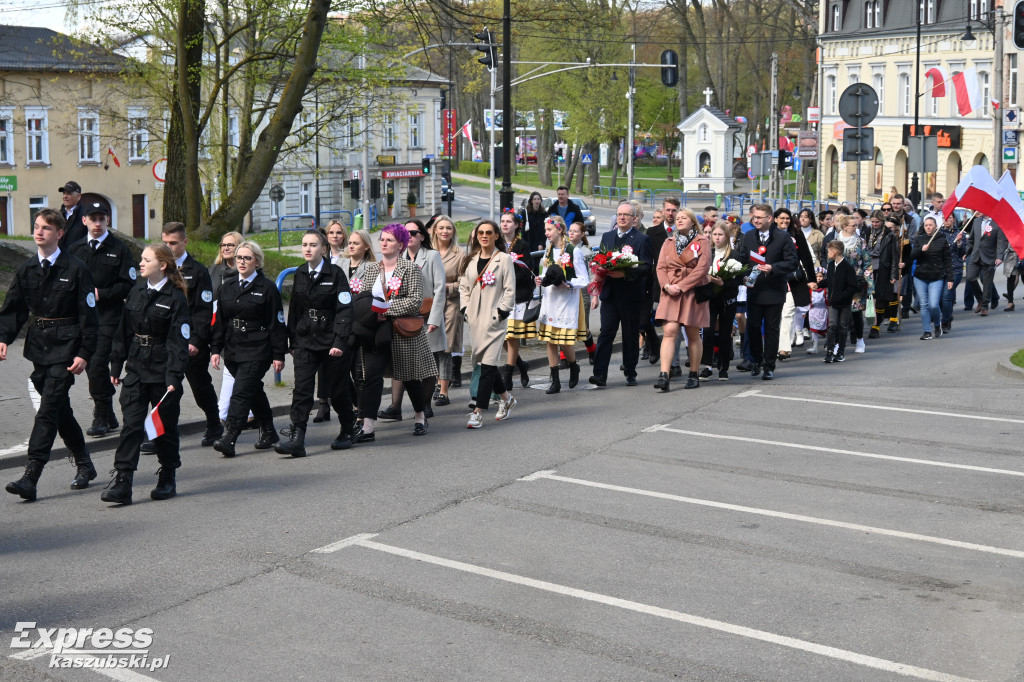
{"left": 432, "top": 216, "right": 465, "bottom": 403}
{"left": 654, "top": 207, "right": 711, "bottom": 392}
{"left": 458, "top": 220, "right": 517, "bottom": 429}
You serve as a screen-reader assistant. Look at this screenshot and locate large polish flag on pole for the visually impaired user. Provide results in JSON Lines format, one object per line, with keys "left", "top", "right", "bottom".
{"left": 941, "top": 165, "right": 1002, "bottom": 219}
{"left": 994, "top": 172, "right": 1024, "bottom": 258}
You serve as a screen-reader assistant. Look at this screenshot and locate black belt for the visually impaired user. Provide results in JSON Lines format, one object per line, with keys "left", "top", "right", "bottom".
{"left": 231, "top": 318, "right": 266, "bottom": 332}
{"left": 134, "top": 334, "right": 165, "bottom": 348}
{"left": 34, "top": 317, "right": 76, "bottom": 329}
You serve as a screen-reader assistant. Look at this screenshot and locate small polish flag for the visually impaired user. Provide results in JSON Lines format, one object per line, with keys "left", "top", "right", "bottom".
{"left": 143, "top": 390, "right": 172, "bottom": 440}
{"left": 107, "top": 146, "right": 121, "bottom": 168}
{"left": 952, "top": 68, "right": 982, "bottom": 116}
{"left": 992, "top": 99, "right": 1001, "bottom": 110}
{"left": 924, "top": 66, "right": 949, "bottom": 98}
{"left": 211, "top": 300, "right": 217, "bottom": 327}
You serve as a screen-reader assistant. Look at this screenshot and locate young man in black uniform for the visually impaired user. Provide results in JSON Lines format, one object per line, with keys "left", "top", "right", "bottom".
{"left": 1, "top": 209, "right": 100, "bottom": 501}
{"left": 151, "top": 222, "right": 223, "bottom": 447}
{"left": 71, "top": 203, "right": 136, "bottom": 437}
{"left": 57, "top": 180, "right": 87, "bottom": 249}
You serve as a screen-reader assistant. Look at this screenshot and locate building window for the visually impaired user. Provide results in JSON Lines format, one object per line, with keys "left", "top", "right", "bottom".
{"left": 29, "top": 196, "right": 47, "bottom": 229}
{"left": 872, "top": 73, "right": 885, "bottom": 114}
{"left": 873, "top": 0, "right": 881, "bottom": 27}
{"left": 826, "top": 74, "right": 837, "bottom": 115}
{"left": 270, "top": 193, "right": 281, "bottom": 219}
{"left": 898, "top": 73, "right": 911, "bottom": 116}
{"left": 832, "top": 3, "right": 841, "bottom": 31}
{"left": 1010, "top": 55, "right": 1018, "bottom": 107}
{"left": 979, "top": 71, "right": 991, "bottom": 116}
{"left": 919, "top": 0, "right": 936, "bottom": 24}
{"left": 0, "top": 110, "right": 13, "bottom": 165}
{"left": 25, "top": 108, "right": 48, "bottom": 165}
{"left": 127, "top": 108, "right": 148, "bottom": 162}
{"left": 873, "top": 151, "right": 884, "bottom": 193}
{"left": 384, "top": 114, "right": 395, "bottom": 149}
{"left": 348, "top": 115, "right": 358, "bottom": 148}
{"left": 300, "top": 181, "right": 312, "bottom": 215}
{"left": 848, "top": 71, "right": 859, "bottom": 87}
{"left": 409, "top": 112, "right": 421, "bottom": 148}
{"left": 78, "top": 110, "right": 100, "bottom": 163}
{"left": 970, "top": 0, "right": 990, "bottom": 20}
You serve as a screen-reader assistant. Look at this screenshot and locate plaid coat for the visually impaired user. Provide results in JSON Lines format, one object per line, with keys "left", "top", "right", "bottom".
{"left": 362, "top": 259, "right": 435, "bottom": 381}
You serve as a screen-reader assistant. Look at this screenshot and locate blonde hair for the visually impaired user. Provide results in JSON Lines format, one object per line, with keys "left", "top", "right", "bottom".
{"left": 214, "top": 231, "right": 243, "bottom": 265}
{"left": 676, "top": 208, "right": 699, "bottom": 232}
{"left": 347, "top": 230, "right": 377, "bottom": 262}
{"left": 235, "top": 240, "right": 265, "bottom": 268}
{"left": 429, "top": 215, "right": 457, "bottom": 248}
{"left": 629, "top": 200, "right": 644, "bottom": 220}
{"left": 834, "top": 214, "right": 852, "bottom": 232}
{"left": 709, "top": 220, "right": 735, "bottom": 260}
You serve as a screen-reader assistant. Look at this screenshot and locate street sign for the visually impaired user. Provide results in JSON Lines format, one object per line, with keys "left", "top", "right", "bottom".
{"left": 838, "top": 83, "right": 879, "bottom": 127}
{"left": 792, "top": 156, "right": 802, "bottom": 172}
{"left": 806, "top": 107, "right": 821, "bottom": 123}
{"left": 751, "top": 151, "right": 773, "bottom": 177}
{"left": 152, "top": 158, "right": 167, "bottom": 183}
{"left": 908, "top": 136, "right": 937, "bottom": 173}
{"left": 796, "top": 130, "right": 818, "bottom": 159}
{"left": 269, "top": 184, "right": 285, "bottom": 202}
{"left": 0, "top": 175, "right": 16, "bottom": 192}
{"left": 424, "top": 154, "right": 435, "bottom": 159}
{"left": 581, "top": 154, "right": 593, "bottom": 165}
{"left": 842, "top": 127, "right": 874, "bottom": 161}
{"left": 1004, "top": 109, "right": 1020, "bottom": 126}
{"left": 1004, "top": 146, "right": 1018, "bottom": 164}
{"left": 376, "top": 155, "right": 396, "bottom": 165}
{"left": 1005, "top": 130, "right": 1019, "bottom": 145}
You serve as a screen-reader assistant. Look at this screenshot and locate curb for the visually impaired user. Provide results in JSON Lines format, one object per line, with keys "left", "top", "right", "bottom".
{"left": 995, "top": 357, "right": 1024, "bottom": 380}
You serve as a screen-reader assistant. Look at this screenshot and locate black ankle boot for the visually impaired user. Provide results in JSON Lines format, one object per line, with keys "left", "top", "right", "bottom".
{"left": 331, "top": 426, "right": 354, "bottom": 450}
{"left": 275, "top": 424, "right": 307, "bottom": 457}
{"left": 70, "top": 448, "right": 97, "bottom": 490}
{"left": 450, "top": 356, "right": 463, "bottom": 387}
{"left": 546, "top": 366, "right": 561, "bottom": 394}
{"left": 568, "top": 361, "right": 581, "bottom": 388}
{"left": 150, "top": 467, "right": 176, "bottom": 500}
{"left": 202, "top": 421, "right": 224, "bottom": 447}
{"left": 503, "top": 365, "right": 515, "bottom": 394}
{"left": 313, "top": 402, "right": 330, "bottom": 423}
{"left": 101, "top": 469, "right": 133, "bottom": 505}
{"left": 516, "top": 356, "right": 530, "bottom": 387}
{"left": 86, "top": 403, "right": 110, "bottom": 437}
{"left": 254, "top": 421, "right": 280, "bottom": 449}
{"left": 653, "top": 372, "right": 670, "bottom": 392}
{"left": 6, "top": 461, "right": 44, "bottom": 501}
{"left": 214, "top": 422, "right": 242, "bottom": 458}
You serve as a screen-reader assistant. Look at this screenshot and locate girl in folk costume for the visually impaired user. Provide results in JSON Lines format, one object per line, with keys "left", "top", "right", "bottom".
{"left": 700, "top": 221, "right": 742, "bottom": 381}
{"left": 499, "top": 209, "right": 535, "bottom": 389}
{"left": 534, "top": 215, "right": 589, "bottom": 393}
{"left": 567, "top": 222, "right": 598, "bottom": 363}
{"left": 654, "top": 207, "right": 711, "bottom": 392}
{"left": 459, "top": 220, "right": 517, "bottom": 429}
{"left": 430, "top": 215, "right": 466, "bottom": 403}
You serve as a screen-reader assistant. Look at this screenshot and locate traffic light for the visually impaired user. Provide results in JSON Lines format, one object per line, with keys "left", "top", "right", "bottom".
{"left": 1014, "top": 0, "right": 1024, "bottom": 50}
{"left": 440, "top": 89, "right": 447, "bottom": 111}
{"left": 778, "top": 150, "right": 793, "bottom": 172}
{"left": 421, "top": 157, "right": 431, "bottom": 175}
{"left": 660, "top": 50, "right": 679, "bottom": 88}
{"left": 350, "top": 179, "right": 360, "bottom": 200}
{"left": 475, "top": 29, "right": 496, "bottom": 70}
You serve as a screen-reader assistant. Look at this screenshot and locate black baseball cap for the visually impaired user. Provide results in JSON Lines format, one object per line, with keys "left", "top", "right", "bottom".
{"left": 84, "top": 202, "right": 109, "bottom": 216}
{"left": 58, "top": 181, "right": 82, "bottom": 194}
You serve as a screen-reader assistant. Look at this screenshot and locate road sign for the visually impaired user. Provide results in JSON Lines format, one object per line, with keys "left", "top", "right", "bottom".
{"left": 1004, "top": 109, "right": 1020, "bottom": 126}
{"left": 1005, "top": 130, "right": 1019, "bottom": 145}
{"left": 908, "top": 136, "right": 937, "bottom": 173}
{"left": 796, "top": 130, "right": 818, "bottom": 159}
{"left": 152, "top": 158, "right": 167, "bottom": 183}
{"left": 792, "top": 156, "right": 802, "bottom": 172}
{"left": 838, "top": 83, "right": 879, "bottom": 128}
{"left": 842, "top": 127, "right": 874, "bottom": 161}
{"left": 269, "top": 184, "right": 285, "bottom": 202}
{"left": 806, "top": 107, "right": 821, "bottom": 123}
{"left": 581, "top": 154, "right": 593, "bottom": 165}
{"left": 0, "top": 175, "right": 16, "bottom": 192}
{"left": 424, "top": 154, "right": 435, "bottom": 159}
{"left": 1004, "top": 146, "right": 1018, "bottom": 164}
{"left": 751, "top": 151, "right": 773, "bottom": 177}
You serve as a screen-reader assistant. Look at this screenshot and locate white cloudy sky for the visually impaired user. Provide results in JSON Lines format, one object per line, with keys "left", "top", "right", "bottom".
{"left": 4, "top": 0, "right": 81, "bottom": 31}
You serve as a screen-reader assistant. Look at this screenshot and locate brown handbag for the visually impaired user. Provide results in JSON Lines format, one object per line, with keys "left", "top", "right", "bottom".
{"left": 392, "top": 316, "right": 424, "bottom": 337}
{"left": 418, "top": 297, "right": 433, "bottom": 317}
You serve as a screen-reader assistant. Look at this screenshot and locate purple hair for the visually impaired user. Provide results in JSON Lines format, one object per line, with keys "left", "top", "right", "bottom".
{"left": 382, "top": 222, "right": 410, "bottom": 251}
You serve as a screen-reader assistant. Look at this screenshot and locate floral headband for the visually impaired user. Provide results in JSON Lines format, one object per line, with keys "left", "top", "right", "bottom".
{"left": 501, "top": 207, "right": 524, "bottom": 224}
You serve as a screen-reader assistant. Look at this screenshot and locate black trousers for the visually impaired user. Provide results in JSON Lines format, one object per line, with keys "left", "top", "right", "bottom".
{"left": 185, "top": 349, "right": 220, "bottom": 426}
{"left": 85, "top": 323, "right": 117, "bottom": 403}
{"left": 702, "top": 299, "right": 738, "bottom": 371}
{"left": 746, "top": 301, "right": 783, "bottom": 370}
{"left": 113, "top": 378, "right": 181, "bottom": 471}
{"left": 27, "top": 363, "right": 87, "bottom": 464}
{"left": 825, "top": 306, "right": 852, "bottom": 355}
{"left": 290, "top": 348, "right": 354, "bottom": 429}
{"left": 224, "top": 359, "right": 273, "bottom": 426}
{"left": 593, "top": 298, "right": 641, "bottom": 379}
{"left": 476, "top": 364, "right": 507, "bottom": 411}
{"left": 359, "top": 351, "right": 425, "bottom": 419}
{"left": 967, "top": 261, "right": 996, "bottom": 309}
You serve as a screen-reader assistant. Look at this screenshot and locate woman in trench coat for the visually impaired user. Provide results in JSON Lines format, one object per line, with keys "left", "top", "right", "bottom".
{"left": 431, "top": 215, "right": 465, "bottom": 402}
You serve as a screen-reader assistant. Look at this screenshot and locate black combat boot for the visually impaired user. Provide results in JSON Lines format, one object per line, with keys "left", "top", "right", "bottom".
{"left": 100, "top": 469, "right": 133, "bottom": 505}
{"left": 104, "top": 402, "right": 119, "bottom": 432}
{"left": 331, "top": 424, "right": 354, "bottom": 450}
{"left": 253, "top": 421, "right": 280, "bottom": 449}
{"left": 516, "top": 356, "right": 530, "bottom": 387}
{"left": 69, "top": 448, "right": 97, "bottom": 490}
{"left": 214, "top": 421, "right": 242, "bottom": 458}
{"left": 140, "top": 439, "right": 157, "bottom": 454}
{"left": 546, "top": 366, "right": 561, "bottom": 394}
{"left": 150, "top": 467, "right": 177, "bottom": 500}
{"left": 6, "top": 461, "right": 44, "bottom": 501}
{"left": 568, "top": 361, "right": 581, "bottom": 389}
{"left": 653, "top": 372, "right": 670, "bottom": 392}
{"left": 201, "top": 420, "right": 224, "bottom": 447}
{"left": 450, "top": 356, "right": 463, "bottom": 387}
{"left": 275, "top": 424, "right": 307, "bottom": 457}
{"left": 86, "top": 403, "right": 110, "bottom": 437}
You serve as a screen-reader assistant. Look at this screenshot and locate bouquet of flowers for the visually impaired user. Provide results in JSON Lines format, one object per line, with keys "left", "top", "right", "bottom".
{"left": 709, "top": 257, "right": 749, "bottom": 293}
{"left": 588, "top": 244, "right": 641, "bottom": 297}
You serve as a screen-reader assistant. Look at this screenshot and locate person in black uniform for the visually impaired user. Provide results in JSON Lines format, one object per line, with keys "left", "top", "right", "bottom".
{"left": 1, "top": 209, "right": 99, "bottom": 501}
{"left": 70, "top": 203, "right": 136, "bottom": 437}
{"left": 157, "top": 222, "right": 222, "bottom": 446}
{"left": 102, "top": 245, "right": 190, "bottom": 505}
{"left": 57, "top": 180, "right": 87, "bottom": 249}
{"left": 276, "top": 230, "right": 355, "bottom": 456}
{"left": 210, "top": 241, "right": 288, "bottom": 457}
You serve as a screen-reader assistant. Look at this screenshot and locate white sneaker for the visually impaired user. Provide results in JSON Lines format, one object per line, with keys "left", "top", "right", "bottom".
{"left": 467, "top": 412, "right": 483, "bottom": 429}
{"left": 854, "top": 339, "right": 866, "bottom": 354}
{"left": 793, "top": 330, "right": 804, "bottom": 346}
{"left": 495, "top": 395, "right": 518, "bottom": 421}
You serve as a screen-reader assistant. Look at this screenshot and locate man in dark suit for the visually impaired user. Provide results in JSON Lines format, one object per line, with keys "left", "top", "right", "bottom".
{"left": 589, "top": 201, "right": 653, "bottom": 387}
{"left": 736, "top": 203, "right": 798, "bottom": 380}
{"left": 965, "top": 216, "right": 1008, "bottom": 315}
{"left": 57, "top": 180, "right": 87, "bottom": 249}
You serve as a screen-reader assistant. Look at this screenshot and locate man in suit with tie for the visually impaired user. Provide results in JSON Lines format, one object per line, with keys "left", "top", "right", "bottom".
{"left": 736, "top": 204, "right": 798, "bottom": 380}
{"left": 965, "top": 216, "right": 1008, "bottom": 316}
{"left": 57, "top": 180, "right": 87, "bottom": 249}
{"left": 589, "top": 201, "right": 653, "bottom": 387}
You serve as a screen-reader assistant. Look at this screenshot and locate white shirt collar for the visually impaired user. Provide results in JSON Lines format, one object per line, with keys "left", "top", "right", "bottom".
{"left": 240, "top": 272, "right": 257, "bottom": 285}
{"left": 309, "top": 259, "right": 323, "bottom": 276}
{"left": 175, "top": 252, "right": 187, "bottom": 268}
{"left": 148, "top": 277, "right": 168, "bottom": 291}
{"left": 88, "top": 230, "right": 109, "bottom": 245}
{"left": 39, "top": 247, "right": 61, "bottom": 266}
{"left": 616, "top": 227, "right": 633, "bottom": 238}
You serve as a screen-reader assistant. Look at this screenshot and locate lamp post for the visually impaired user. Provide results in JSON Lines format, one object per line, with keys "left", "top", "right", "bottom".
{"left": 498, "top": 0, "right": 514, "bottom": 212}
{"left": 911, "top": 0, "right": 922, "bottom": 212}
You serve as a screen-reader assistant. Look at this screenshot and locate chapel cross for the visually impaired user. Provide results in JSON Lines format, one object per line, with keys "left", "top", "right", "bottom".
{"left": 703, "top": 87, "right": 714, "bottom": 106}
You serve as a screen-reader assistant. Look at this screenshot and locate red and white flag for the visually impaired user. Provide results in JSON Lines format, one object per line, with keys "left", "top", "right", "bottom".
{"left": 942, "top": 165, "right": 1001, "bottom": 219}
{"left": 952, "top": 68, "right": 982, "bottom": 116}
{"left": 457, "top": 119, "right": 473, "bottom": 142}
{"left": 107, "top": 146, "right": 121, "bottom": 168}
{"left": 994, "top": 172, "right": 1024, "bottom": 259}
{"left": 143, "top": 390, "right": 172, "bottom": 440}
{"left": 924, "top": 66, "right": 949, "bottom": 98}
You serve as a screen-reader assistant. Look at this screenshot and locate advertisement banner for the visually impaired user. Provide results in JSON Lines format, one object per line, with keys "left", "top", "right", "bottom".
{"left": 442, "top": 109, "right": 456, "bottom": 156}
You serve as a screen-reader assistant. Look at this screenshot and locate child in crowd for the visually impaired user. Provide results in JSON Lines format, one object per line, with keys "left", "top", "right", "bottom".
{"left": 819, "top": 240, "right": 861, "bottom": 364}
{"left": 806, "top": 266, "right": 828, "bottom": 354}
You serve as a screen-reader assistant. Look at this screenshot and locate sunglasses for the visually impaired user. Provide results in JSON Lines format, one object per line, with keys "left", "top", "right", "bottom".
{"left": 235, "top": 255, "right": 255, "bottom": 262}
{"left": 477, "top": 230, "right": 495, "bottom": 236}
{"left": 408, "top": 231, "right": 421, "bottom": 237}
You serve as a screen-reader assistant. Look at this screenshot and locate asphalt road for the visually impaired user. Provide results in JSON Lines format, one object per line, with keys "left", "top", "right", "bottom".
{"left": 3, "top": 298, "right": 1024, "bottom": 681}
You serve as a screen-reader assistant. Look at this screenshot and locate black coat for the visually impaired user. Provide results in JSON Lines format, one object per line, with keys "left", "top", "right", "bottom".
{"left": 822, "top": 258, "right": 861, "bottom": 309}
{"left": 110, "top": 282, "right": 190, "bottom": 388}
{"left": 646, "top": 222, "right": 671, "bottom": 303}
{"left": 597, "top": 228, "right": 653, "bottom": 303}
{"left": 58, "top": 204, "right": 87, "bottom": 250}
{"left": 210, "top": 273, "right": 288, "bottom": 363}
{"left": 178, "top": 253, "right": 214, "bottom": 350}
{"left": 0, "top": 250, "right": 99, "bottom": 365}
{"left": 69, "top": 231, "right": 136, "bottom": 327}
{"left": 910, "top": 230, "right": 953, "bottom": 283}
{"left": 286, "top": 262, "right": 353, "bottom": 352}
{"left": 786, "top": 227, "right": 816, "bottom": 307}
{"left": 736, "top": 228, "right": 799, "bottom": 306}
{"left": 869, "top": 229, "right": 901, "bottom": 303}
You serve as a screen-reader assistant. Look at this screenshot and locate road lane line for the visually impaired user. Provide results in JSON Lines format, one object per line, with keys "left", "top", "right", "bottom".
{"left": 733, "top": 390, "right": 1024, "bottom": 424}
{"left": 520, "top": 471, "right": 1024, "bottom": 559}
{"left": 322, "top": 534, "right": 975, "bottom": 682}
{"left": 642, "top": 424, "right": 1024, "bottom": 477}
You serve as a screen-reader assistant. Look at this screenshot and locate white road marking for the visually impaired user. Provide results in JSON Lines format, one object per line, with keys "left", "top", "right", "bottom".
{"left": 8, "top": 647, "right": 161, "bottom": 681}
{"left": 521, "top": 471, "right": 1024, "bottom": 559}
{"left": 311, "top": 532, "right": 378, "bottom": 553}
{"left": 734, "top": 389, "right": 1024, "bottom": 424}
{"left": 643, "top": 424, "right": 1024, "bottom": 478}
{"left": 0, "top": 379, "right": 38, "bottom": 458}
{"left": 322, "top": 533, "right": 976, "bottom": 682}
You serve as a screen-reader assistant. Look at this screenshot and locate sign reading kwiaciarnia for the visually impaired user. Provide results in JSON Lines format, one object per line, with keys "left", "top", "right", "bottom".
{"left": 0, "top": 175, "right": 16, "bottom": 192}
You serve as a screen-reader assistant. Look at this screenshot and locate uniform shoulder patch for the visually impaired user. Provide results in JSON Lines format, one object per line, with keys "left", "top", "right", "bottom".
{"left": 201, "top": 290, "right": 213, "bottom": 303}
{"left": 128, "top": 267, "right": 137, "bottom": 280}
{"left": 338, "top": 292, "right": 351, "bottom": 304}
{"left": 277, "top": 311, "right": 285, "bottom": 324}
{"left": 86, "top": 292, "right": 96, "bottom": 308}
{"left": 181, "top": 323, "right": 191, "bottom": 340}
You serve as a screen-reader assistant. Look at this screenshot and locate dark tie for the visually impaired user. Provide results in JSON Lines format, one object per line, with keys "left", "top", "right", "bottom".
{"left": 760, "top": 232, "right": 768, "bottom": 245}
{"left": 90, "top": 239, "right": 99, "bottom": 251}
{"left": 310, "top": 269, "right": 318, "bottom": 285}
{"left": 240, "top": 279, "right": 248, "bottom": 292}
{"left": 41, "top": 260, "right": 51, "bottom": 277}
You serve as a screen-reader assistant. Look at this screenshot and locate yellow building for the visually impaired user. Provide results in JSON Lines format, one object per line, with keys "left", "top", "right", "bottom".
{"left": 0, "top": 26, "right": 161, "bottom": 237}
{"left": 817, "top": 2, "right": 999, "bottom": 206}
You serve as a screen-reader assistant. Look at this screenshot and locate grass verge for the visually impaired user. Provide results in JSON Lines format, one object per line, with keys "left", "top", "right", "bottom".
{"left": 1011, "top": 349, "right": 1024, "bottom": 369}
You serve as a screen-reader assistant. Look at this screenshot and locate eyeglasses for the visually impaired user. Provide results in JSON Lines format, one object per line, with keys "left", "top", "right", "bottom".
{"left": 235, "top": 255, "right": 255, "bottom": 262}
{"left": 616, "top": 213, "right": 633, "bottom": 217}
{"left": 220, "top": 242, "right": 237, "bottom": 248}
{"left": 477, "top": 230, "right": 495, "bottom": 236}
